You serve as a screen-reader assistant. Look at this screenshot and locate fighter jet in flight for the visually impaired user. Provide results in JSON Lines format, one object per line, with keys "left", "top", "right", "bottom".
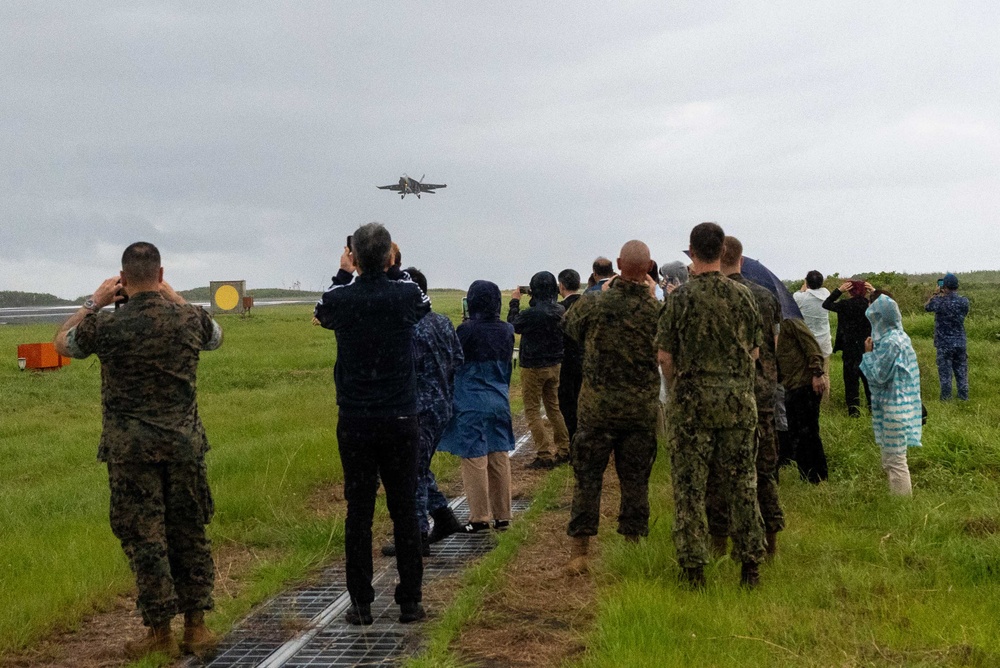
{"left": 377, "top": 175, "right": 446, "bottom": 199}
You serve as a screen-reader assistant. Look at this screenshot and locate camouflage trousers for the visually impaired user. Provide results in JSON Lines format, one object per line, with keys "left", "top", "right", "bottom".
{"left": 707, "top": 409, "right": 785, "bottom": 536}
{"left": 567, "top": 426, "right": 657, "bottom": 537}
{"left": 671, "top": 425, "right": 765, "bottom": 567}
{"left": 108, "top": 459, "right": 215, "bottom": 627}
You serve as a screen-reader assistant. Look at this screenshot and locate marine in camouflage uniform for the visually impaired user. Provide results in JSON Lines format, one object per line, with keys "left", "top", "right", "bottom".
{"left": 63, "top": 286, "right": 222, "bottom": 630}
{"left": 564, "top": 277, "right": 661, "bottom": 539}
{"left": 706, "top": 272, "right": 785, "bottom": 542}
{"left": 657, "top": 270, "right": 766, "bottom": 570}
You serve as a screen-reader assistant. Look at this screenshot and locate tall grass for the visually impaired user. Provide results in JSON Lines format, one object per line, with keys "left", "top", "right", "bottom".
{"left": 0, "top": 291, "right": 467, "bottom": 656}
{"left": 573, "top": 332, "right": 1000, "bottom": 667}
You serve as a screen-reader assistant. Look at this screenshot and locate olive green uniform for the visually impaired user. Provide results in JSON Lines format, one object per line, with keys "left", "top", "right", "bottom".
{"left": 657, "top": 272, "right": 766, "bottom": 567}
{"left": 66, "top": 291, "right": 222, "bottom": 628}
{"left": 564, "top": 280, "right": 661, "bottom": 538}
{"left": 706, "top": 274, "right": 785, "bottom": 537}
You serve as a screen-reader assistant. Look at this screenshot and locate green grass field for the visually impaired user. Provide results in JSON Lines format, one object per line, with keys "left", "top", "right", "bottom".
{"left": 4, "top": 288, "right": 1000, "bottom": 666}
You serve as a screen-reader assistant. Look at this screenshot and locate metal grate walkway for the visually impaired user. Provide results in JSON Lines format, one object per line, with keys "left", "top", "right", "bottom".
{"left": 195, "top": 433, "right": 533, "bottom": 667}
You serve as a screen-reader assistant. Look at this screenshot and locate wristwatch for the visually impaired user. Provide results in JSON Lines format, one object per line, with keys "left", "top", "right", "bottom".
{"left": 83, "top": 298, "right": 100, "bottom": 313}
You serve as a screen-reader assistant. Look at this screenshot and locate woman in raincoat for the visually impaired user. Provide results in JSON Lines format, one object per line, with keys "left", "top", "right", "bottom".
{"left": 437, "top": 280, "right": 516, "bottom": 532}
{"left": 859, "top": 294, "right": 922, "bottom": 495}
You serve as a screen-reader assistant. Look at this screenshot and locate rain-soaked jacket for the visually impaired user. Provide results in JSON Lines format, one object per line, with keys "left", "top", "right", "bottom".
{"left": 506, "top": 271, "right": 565, "bottom": 368}
{"left": 859, "top": 295, "right": 922, "bottom": 453}
{"left": 437, "top": 281, "right": 517, "bottom": 458}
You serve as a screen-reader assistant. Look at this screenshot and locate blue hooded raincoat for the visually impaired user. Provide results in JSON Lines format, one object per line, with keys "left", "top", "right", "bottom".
{"left": 859, "top": 295, "right": 922, "bottom": 454}
{"left": 437, "top": 280, "right": 517, "bottom": 459}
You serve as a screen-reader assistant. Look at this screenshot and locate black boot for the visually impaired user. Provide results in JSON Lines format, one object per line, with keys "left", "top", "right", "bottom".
{"left": 740, "top": 562, "right": 760, "bottom": 589}
{"left": 427, "top": 507, "right": 464, "bottom": 544}
{"left": 681, "top": 566, "right": 705, "bottom": 590}
{"left": 345, "top": 601, "right": 373, "bottom": 626}
{"left": 399, "top": 601, "right": 427, "bottom": 624}
{"left": 381, "top": 533, "right": 431, "bottom": 557}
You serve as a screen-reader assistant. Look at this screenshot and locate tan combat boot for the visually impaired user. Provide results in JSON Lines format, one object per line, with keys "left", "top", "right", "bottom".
{"left": 565, "top": 536, "right": 590, "bottom": 576}
{"left": 182, "top": 610, "right": 219, "bottom": 657}
{"left": 125, "top": 624, "right": 180, "bottom": 659}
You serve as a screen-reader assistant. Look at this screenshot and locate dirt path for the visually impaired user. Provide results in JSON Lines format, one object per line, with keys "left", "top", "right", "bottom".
{"left": 449, "top": 454, "right": 622, "bottom": 667}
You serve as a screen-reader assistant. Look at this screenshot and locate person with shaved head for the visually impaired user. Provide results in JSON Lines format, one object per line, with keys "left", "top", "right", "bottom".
{"left": 657, "top": 223, "right": 766, "bottom": 589}
{"left": 562, "top": 240, "right": 662, "bottom": 575}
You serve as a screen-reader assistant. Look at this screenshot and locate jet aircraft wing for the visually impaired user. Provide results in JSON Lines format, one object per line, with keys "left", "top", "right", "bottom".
{"left": 420, "top": 183, "right": 446, "bottom": 190}
{"left": 377, "top": 184, "right": 403, "bottom": 191}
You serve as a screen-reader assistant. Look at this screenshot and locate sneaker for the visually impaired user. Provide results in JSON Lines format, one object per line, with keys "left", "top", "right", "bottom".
{"left": 399, "top": 601, "right": 427, "bottom": 624}
{"left": 345, "top": 602, "right": 373, "bottom": 626}
{"left": 462, "top": 521, "right": 491, "bottom": 533}
{"left": 493, "top": 519, "right": 510, "bottom": 532}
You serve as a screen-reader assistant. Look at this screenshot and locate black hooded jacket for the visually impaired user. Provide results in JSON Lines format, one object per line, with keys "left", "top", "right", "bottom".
{"left": 507, "top": 271, "right": 565, "bottom": 368}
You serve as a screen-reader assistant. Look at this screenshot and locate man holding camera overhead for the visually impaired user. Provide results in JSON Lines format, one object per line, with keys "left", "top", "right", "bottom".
{"left": 314, "top": 223, "right": 431, "bottom": 626}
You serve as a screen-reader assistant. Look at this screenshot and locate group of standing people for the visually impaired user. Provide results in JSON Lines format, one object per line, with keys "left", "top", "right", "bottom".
{"left": 53, "top": 223, "right": 972, "bottom": 656}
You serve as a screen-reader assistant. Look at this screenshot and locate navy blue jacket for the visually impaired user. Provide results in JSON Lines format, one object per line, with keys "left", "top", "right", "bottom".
{"left": 314, "top": 270, "right": 430, "bottom": 417}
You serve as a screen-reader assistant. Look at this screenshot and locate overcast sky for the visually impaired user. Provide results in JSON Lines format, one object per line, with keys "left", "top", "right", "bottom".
{"left": 2, "top": 2, "right": 998, "bottom": 297}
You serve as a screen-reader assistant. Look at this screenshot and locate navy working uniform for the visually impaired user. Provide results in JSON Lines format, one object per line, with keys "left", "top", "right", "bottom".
{"left": 925, "top": 281, "right": 970, "bottom": 401}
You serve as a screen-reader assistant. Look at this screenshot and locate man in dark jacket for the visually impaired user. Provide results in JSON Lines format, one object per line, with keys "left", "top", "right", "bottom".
{"left": 509, "top": 271, "right": 570, "bottom": 468}
{"left": 823, "top": 280, "right": 873, "bottom": 416}
{"left": 314, "top": 222, "right": 430, "bottom": 626}
{"left": 557, "top": 269, "right": 583, "bottom": 442}
{"left": 777, "top": 317, "right": 829, "bottom": 484}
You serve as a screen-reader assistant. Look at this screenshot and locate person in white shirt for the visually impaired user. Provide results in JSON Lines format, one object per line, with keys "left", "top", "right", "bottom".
{"left": 793, "top": 271, "right": 832, "bottom": 399}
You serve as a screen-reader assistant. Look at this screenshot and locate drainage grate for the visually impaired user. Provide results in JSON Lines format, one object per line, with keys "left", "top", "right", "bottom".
{"left": 198, "top": 430, "right": 535, "bottom": 667}
{"left": 198, "top": 497, "right": 532, "bottom": 668}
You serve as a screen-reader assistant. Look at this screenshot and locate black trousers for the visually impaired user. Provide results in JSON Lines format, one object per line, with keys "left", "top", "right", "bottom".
{"left": 558, "top": 367, "right": 582, "bottom": 442}
{"left": 337, "top": 414, "right": 422, "bottom": 606}
{"left": 842, "top": 349, "right": 871, "bottom": 415}
{"left": 786, "top": 385, "right": 828, "bottom": 484}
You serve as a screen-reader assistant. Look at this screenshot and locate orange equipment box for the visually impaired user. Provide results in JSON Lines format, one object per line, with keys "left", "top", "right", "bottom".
{"left": 17, "top": 343, "right": 72, "bottom": 371}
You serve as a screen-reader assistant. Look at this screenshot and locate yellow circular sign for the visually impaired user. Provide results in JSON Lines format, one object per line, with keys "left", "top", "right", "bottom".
{"left": 214, "top": 284, "right": 240, "bottom": 311}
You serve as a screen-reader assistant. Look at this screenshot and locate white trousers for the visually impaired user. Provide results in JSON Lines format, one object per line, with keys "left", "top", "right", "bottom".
{"left": 881, "top": 450, "right": 912, "bottom": 496}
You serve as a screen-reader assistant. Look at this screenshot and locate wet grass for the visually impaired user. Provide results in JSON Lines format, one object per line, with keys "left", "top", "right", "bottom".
{"left": 0, "top": 291, "right": 466, "bottom": 657}
{"left": 572, "top": 330, "right": 1000, "bottom": 667}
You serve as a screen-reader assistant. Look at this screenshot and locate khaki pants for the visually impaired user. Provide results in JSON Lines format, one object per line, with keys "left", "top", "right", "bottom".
{"left": 881, "top": 450, "right": 912, "bottom": 496}
{"left": 522, "top": 364, "right": 570, "bottom": 462}
{"left": 460, "top": 453, "right": 512, "bottom": 523}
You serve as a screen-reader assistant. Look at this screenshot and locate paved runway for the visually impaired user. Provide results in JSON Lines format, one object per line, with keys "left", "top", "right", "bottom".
{"left": 0, "top": 300, "right": 315, "bottom": 325}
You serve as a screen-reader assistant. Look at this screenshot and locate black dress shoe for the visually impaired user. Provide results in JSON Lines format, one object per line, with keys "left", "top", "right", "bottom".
{"left": 398, "top": 602, "right": 427, "bottom": 624}
{"left": 493, "top": 520, "right": 510, "bottom": 532}
{"left": 345, "top": 602, "right": 373, "bottom": 626}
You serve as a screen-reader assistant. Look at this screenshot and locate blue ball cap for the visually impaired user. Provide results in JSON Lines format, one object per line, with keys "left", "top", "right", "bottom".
{"left": 942, "top": 273, "right": 959, "bottom": 289}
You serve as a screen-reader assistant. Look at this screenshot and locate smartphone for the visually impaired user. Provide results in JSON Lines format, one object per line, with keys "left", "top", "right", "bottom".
{"left": 346, "top": 235, "right": 353, "bottom": 250}
{"left": 114, "top": 287, "right": 128, "bottom": 310}
{"left": 518, "top": 285, "right": 532, "bottom": 295}
{"left": 462, "top": 297, "right": 469, "bottom": 321}
{"left": 937, "top": 279, "right": 944, "bottom": 288}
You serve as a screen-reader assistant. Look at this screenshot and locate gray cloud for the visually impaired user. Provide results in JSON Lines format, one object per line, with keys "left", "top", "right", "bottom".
{"left": 2, "top": 2, "right": 998, "bottom": 298}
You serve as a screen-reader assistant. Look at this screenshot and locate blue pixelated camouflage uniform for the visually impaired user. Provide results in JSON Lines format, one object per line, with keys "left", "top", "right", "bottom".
{"left": 925, "top": 292, "right": 970, "bottom": 400}
{"left": 413, "top": 311, "right": 464, "bottom": 534}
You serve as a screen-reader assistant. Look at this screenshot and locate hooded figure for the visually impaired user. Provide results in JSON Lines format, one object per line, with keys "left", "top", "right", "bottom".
{"left": 859, "top": 295, "right": 922, "bottom": 495}
{"left": 659, "top": 261, "right": 689, "bottom": 289}
{"left": 507, "top": 270, "right": 571, "bottom": 468}
{"left": 437, "top": 281, "right": 516, "bottom": 530}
